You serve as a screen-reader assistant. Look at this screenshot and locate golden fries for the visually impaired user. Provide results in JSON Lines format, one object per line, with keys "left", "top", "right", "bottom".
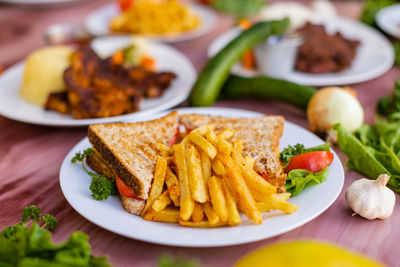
{"left": 173, "top": 144, "right": 194, "bottom": 221}
{"left": 212, "top": 158, "right": 227, "bottom": 176}
{"left": 142, "top": 156, "right": 167, "bottom": 215}
{"left": 143, "top": 208, "right": 180, "bottom": 223}
{"left": 152, "top": 190, "right": 171, "bottom": 212}
{"left": 141, "top": 125, "right": 298, "bottom": 228}
{"left": 207, "top": 176, "right": 228, "bottom": 223}
{"left": 186, "top": 146, "right": 207, "bottom": 203}
{"left": 217, "top": 154, "right": 262, "bottom": 224}
{"left": 256, "top": 194, "right": 298, "bottom": 214}
{"left": 202, "top": 202, "right": 220, "bottom": 226}
{"left": 179, "top": 220, "right": 225, "bottom": 228}
{"left": 165, "top": 166, "right": 180, "bottom": 206}
{"left": 188, "top": 131, "right": 217, "bottom": 159}
{"left": 192, "top": 202, "right": 204, "bottom": 222}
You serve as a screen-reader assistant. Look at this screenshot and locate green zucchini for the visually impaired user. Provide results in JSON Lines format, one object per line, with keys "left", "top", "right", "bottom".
{"left": 221, "top": 75, "right": 317, "bottom": 110}
{"left": 189, "top": 18, "right": 290, "bottom": 107}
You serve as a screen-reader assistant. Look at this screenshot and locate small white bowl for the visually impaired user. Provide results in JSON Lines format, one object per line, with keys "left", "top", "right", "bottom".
{"left": 254, "top": 35, "right": 302, "bottom": 78}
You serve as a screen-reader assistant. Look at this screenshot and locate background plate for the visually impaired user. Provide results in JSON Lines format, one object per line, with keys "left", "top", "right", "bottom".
{"left": 208, "top": 17, "right": 394, "bottom": 86}
{"left": 376, "top": 4, "right": 400, "bottom": 39}
{"left": 0, "top": 36, "right": 196, "bottom": 127}
{"left": 85, "top": 3, "right": 217, "bottom": 42}
{"left": 60, "top": 107, "right": 344, "bottom": 247}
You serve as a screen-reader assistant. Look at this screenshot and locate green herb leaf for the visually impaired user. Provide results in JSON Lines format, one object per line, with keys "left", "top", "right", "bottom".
{"left": 90, "top": 176, "right": 117, "bottom": 201}
{"left": 71, "top": 148, "right": 94, "bottom": 163}
{"left": 212, "top": 0, "right": 265, "bottom": 18}
{"left": 377, "top": 79, "right": 400, "bottom": 116}
{"left": 22, "top": 206, "right": 41, "bottom": 223}
{"left": 285, "top": 167, "right": 329, "bottom": 197}
{"left": 40, "top": 214, "right": 58, "bottom": 230}
{"left": 394, "top": 42, "right": 400, "bottom": 68}
{"left": 71, "top": 148, "right": 117, "bottom": 201}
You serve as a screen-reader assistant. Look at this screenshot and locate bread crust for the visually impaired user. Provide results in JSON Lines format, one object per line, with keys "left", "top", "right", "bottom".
{"left": 88, "top": 111, "right": 178, "bottom": 199}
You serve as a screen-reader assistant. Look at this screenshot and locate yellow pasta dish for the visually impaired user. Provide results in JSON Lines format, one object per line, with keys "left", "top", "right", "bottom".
{"left": 110, "top": 0, "right": 202, "bottom": 35}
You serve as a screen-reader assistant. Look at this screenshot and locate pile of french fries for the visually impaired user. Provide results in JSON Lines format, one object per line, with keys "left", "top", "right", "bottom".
{"left": 142, "top": 125, "right": 298, "bottom": 227}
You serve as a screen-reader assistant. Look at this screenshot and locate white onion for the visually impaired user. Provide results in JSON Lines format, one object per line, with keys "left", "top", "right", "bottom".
{"left": 307, "top": 87, "right": 364, "bottom": 134}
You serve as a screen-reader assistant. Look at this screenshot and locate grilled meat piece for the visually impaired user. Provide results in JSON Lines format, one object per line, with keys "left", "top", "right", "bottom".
{"left": 46, "top": 46, "right": 176, "bottom": 119}
{"left": 44, "top": 92, "right": 69, "bottom": 114}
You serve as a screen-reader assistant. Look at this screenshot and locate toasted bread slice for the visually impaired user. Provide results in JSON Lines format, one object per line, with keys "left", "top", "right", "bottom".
{"left": 179, "top": 114, "right": 286, "bottom": 192}
{"left": 88, "top": 111, "right": 179, "bottom": 200}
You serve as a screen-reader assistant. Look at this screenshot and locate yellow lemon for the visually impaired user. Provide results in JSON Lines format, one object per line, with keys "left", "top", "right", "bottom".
{"left": 234, "top": 240, "right": 385, "bottom": 267}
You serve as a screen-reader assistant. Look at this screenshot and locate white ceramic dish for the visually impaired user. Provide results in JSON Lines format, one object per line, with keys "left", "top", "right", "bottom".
{"left": 376, "top": 4, "right": 400, "bottom": 39}
{"left": 85, "top": 3, "right": 217, "bottom": 42}
{"left": 208, "top": 17, "right": 394, "bottom": 86}
{"left": 59, "top": 107, "right": 344, "bottom": 247}
{"left": 0, "top": 36, "right": 196, "bottom": 127}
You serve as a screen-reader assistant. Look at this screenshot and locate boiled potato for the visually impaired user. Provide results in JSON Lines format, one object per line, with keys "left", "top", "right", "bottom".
{"left": 20, "top": 46, "right": 73, "bottom": 106}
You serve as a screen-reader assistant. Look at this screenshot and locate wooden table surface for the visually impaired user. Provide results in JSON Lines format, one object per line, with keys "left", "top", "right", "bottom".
{"left": 1, "top": 1, "right": 400, "bottom": 266}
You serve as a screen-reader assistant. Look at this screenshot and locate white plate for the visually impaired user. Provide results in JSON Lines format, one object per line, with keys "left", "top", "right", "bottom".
{"left": 0, "top": 36, "right": 196, "bottom": 127}
{"left": 208, "top": 17, "right": 394, "bottom": 86}
{"left": 59, "top": 107, "right": 344, "bottom": 247}
{"left": 376, "top": 4, "right": 400, "bottom": 39}
{"left": 85, "top": 3, "right": 217, "bottom": 42}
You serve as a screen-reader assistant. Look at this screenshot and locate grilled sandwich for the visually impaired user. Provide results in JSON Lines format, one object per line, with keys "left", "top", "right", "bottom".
{"left": 179, "top": 114, "right": 286, "bottom": 192}
{"left": 86, "top": 111, "right": 179, "bottom": 215}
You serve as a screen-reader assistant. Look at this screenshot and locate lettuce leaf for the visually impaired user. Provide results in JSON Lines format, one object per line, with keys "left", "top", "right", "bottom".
{"left": 285, "top": 167, "right": 329, "bottom": 197}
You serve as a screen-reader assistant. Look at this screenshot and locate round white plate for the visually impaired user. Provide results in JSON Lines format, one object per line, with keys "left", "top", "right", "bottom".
{"left": 60, "top": 107, "right": 344, "bottom": 247}
{"left": 208, "top": 17, "right": 394, "bottom": 86}
{"left": 0, "top": 36, "right": 196, "bottom": 127}
{"left": 85, "top": 3, "right": 217, "bottom": 42}
{"left": 376, "top": 4, "right": 400, "bottom": 39}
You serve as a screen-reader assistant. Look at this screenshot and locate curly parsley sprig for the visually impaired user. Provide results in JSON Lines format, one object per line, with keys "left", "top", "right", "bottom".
{"left": 21, "top": 205, "right": 58, "bottom": 230}
{"left": 71, "top": 148, "right": 117, "bottom": 200}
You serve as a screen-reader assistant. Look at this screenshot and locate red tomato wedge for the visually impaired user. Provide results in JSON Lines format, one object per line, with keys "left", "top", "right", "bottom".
{"left": 284, "top": 151, "right": 333, "bottom": 173}
{"left": 116, "top": 176, "right": 137, "bottom": 198}
{"left": 118, "top": 0, "right": 134, "bottom": 11}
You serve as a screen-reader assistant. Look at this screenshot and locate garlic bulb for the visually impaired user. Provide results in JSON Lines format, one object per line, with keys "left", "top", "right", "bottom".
{"left": 307, "top": 87, "right": 364, "bottom": 134}
{"left": 345, "top": 174, "right": 396, "bottom": 220}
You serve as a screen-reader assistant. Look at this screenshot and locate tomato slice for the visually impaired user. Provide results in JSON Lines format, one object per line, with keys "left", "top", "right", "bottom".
{"left": 116, "top": 176, "right": 137, "bottom": 198}
{"left": 118, "top": 0, "right": 134, "bottom": 11}
{"left": 284, "top": 151, "right": 333, "bottom": 173}
{"left": 169, "top": 127, "right": 180, "bottom": 147}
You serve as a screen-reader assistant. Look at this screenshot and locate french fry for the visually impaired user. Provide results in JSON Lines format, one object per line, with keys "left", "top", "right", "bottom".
{"left": 254, "top": 192, "right": 291, "bottom": 204}
{"left": 152, "top": 190, "right": 171, "bottom": 212}
{"left": 217, "top": 129, "right": 234, "bottom": 140}
{"left": 200, "top": 151, "right": 211, "bottom": 201}
{"left": 188, "top": 131, "right": 217, "bottom": 159}
{"left": 173, "top": 144, "right": 194, "bottom": 221}
{"left": 256, "top": 193, "right": 298, "bottom": 214}
{"left": 232, "top": 151, "right": 276, "bottom": 195}
{"left": 217, "top": 154, "right": 262, "bottom": 224}
{"left": 156, "top": 143, "right": 171, "bottom": 157}
{"left": 179, "top": 220, "right": 225, "bottom": 228}
{"left": 215, "top": 138, "right": 232, "bottom": 155}
{"left": 205, "top": 128, "right": 217, "bottom": 143}
{"left": 143, "top": 208, "right": 180, "bottom": 223}
{"left": 181, "top": 125, "right": 212, "bottom": 147}
{"left": 186, "top": 146, "right": 207, "bottom": 203}
{"left": 165, "top": 166, "right": 180, "bottom": 206}
{"left": 202, "top": 202, "right": 220, "bottom": 226}
{"left": 192, "top": 202, "right": 205, "bottom": 222}
{"left": 244, "top": 156, "right": 255, "bottom": 169}
{"left": 221, "top": 179, "right": 241, "bottom": 226}
{"left": 212, "top": 158, "right": 227, "bottom": 176}
{"left": 232, "top": 140, "right": 243, "bottom": 156}
{"left": 142, "top": 156, "right": 167, "bottom": 215}
{"left": 207, "top": 176, "right": 228, "bottom": 223}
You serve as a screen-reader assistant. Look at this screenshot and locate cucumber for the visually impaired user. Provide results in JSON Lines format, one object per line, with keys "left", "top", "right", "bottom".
{"left": 221, "top": 75, "right": 317, "bottom": 110}
{"left": 189, "top": 18, "right": 290, "bottom": 107}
